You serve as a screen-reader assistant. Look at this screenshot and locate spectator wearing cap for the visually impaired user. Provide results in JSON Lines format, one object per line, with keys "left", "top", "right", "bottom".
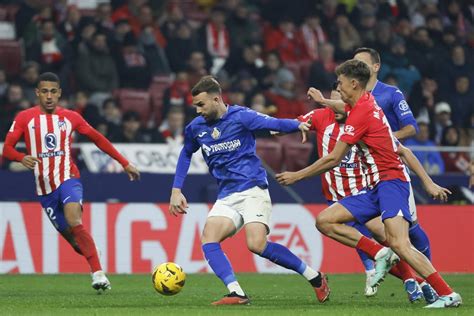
{"left": 440, "top": 125, "right": 470, "bottom": 173}
{"left": 265, "top": 68, "right": 307, "bottom": 119}
{"left": 405, "top": 118, "right": 445, "bottom": 175}
{"left": 433, "top": 102, "right": 452, "bottom": 144}
{"left": 112, "top": 110, "right": 147, "bottom": 143}
{"left": 19, "top": 61, "right": 40, "bottom": 104}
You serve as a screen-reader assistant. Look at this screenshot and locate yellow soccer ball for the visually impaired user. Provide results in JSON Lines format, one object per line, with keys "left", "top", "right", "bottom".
{"left": 152, "top": 262, "right": 186, "bottom": 296}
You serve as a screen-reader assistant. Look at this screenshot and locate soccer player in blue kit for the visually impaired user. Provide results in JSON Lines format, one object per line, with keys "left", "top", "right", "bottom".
{"left": 308, "top": 47, "right": 433, "bottom": 301}
{"left": 169, "top": 76, "right": 330, "bottom": 305}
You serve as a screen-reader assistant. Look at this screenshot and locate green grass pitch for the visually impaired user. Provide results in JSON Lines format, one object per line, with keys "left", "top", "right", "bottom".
{"left": 1, "top": 274, "right": 472, "bottom": 315}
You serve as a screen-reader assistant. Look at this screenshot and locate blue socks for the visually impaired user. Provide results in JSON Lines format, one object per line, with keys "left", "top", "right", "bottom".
{"left": 202, "top": 242, "right": 236, "bottom": 286}
{"left": 409, "top": 223, "right": 432, "bottom": 260}
{"left": 260, "top": 241, "right": 306, "bottom": 274}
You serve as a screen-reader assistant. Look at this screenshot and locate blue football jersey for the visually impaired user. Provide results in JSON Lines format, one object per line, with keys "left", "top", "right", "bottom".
{"left": 371, "top": 80, "right": 418, "bottom": 133}
{"left": 173, "top": 105, "right": 300, "bottom": 199}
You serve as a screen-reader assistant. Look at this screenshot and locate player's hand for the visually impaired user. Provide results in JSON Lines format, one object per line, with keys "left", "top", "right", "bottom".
{"left": 275, "top": 171, "right": 301, "bottom": 186}
{"left": 298, "top": 122, "right": 310, "bottom": 143}
{"left": 169, "top": 188, "right": 188, "bottom": 216}
{"left": 124, "top": 164, "right": 140, "bottom": 181}
{"left": 307, "top": 87, "right": 325, "bottom": 104}
{"left": 21, "top": 155, "right": 41, "bottom": 170}
{"left": 424, "top": 182, "right": 451, "bottom": 202}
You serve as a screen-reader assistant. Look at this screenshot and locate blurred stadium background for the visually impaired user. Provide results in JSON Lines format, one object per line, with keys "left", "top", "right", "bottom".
{"left": 0, "top": 0, "right": 472, "bottom": 292}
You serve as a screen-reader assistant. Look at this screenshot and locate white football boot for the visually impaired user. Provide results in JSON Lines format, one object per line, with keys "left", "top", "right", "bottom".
{"left": 365, "top": 269, "right": 378, "bottom": 297}
{"left": 92, "top": 270, "right": 111, "bottom": 293}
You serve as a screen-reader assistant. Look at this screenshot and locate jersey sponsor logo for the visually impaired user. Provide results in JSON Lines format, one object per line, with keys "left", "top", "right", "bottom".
{"left": 44, "top": 133, "right": 57, "bottom": 150}
{"left": 344, "top": 125, "right": 355, "bottom": 136}
{"left": 398, "top": 100, "right": 410, "bottom": 111}
{"left": 201, "top": 139, "right": 241, "bottom": 156}
{"left": 9, "top": 121, "right": 15, "bottom": 132}
{"left": 38, "top": 151, "right": 65, "bottom": 158}
{"left": 198, "top": 131, "right": 207, "bottom": 138}
{"left": 211, "top": 127, "right": 221, "bottom": 139}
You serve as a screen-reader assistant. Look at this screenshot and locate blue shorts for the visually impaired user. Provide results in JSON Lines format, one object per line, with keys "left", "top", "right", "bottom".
{"left": 326, "top": 200, "right": 372, "bottom": 237}
{"left": 338, "top": 179, "right": 412, "bottom": 225}
{"left": 39, "top": 179, "right": 83, "bottom": 232}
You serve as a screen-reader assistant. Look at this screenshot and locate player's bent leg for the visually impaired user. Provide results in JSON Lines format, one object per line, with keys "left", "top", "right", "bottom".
{"left": 384, "top": 217, "right": 461, "bottom": 307}
{"left": 350, "top": 222, "right": 377, "bottom": 297}
{"left": 201, "top": 216, "right": 249, "bottom": 305}
{"left": 244, "top": 223, "right": 329, "bottom": 303}
{"left": 316, "top": 203, "right": 364, "bottom": 247}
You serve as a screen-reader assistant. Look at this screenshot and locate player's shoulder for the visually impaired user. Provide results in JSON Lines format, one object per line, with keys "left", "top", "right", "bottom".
{"left": 378, "top": 81, "right": 403, "bottom": 96}
{"left": 14, "top": 106, "right": 39, "bottom": 122}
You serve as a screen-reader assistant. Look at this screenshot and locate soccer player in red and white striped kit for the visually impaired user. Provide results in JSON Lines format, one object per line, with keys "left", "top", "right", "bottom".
{"left": 2, "top": 72, "right": 140, "bottom": 291}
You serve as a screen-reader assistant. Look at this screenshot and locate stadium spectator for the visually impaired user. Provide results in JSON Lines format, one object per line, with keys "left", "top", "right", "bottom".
{"left": 447, "top": 75, "right": 474, "bottom": 128}
{"left": 308, "top": 42, "right": 337, "bottom": 93}
{"left": 226, "top": 3, "right": 261, "bottom": 53}
{"left": 116, "top": 32, "right": 152, "bottom": 89}
{"left": 265, "top": 68, "right": 307, "bottom": 119}
{"left": 102, "top": 97, "right": 122, "bottom": 137}
{"left": 165, "top": 22, "right": 197, "bottom": 73}
{"left": 186, "top": 51, "right": 209, "bottom": 88}
{"left": 440, "top": 125, "right": 470, "bottom": 174}
{"left": 57, "top": 5, "right": 82, "bottom": 42}
{"left": 95, "top": 2, "right": 114, "bottom": 32}
{"left": 18, "top": 61, "right": 40, "bottom": 104}
{"left": 0, "top": 84, "right": 25, "bottom": 139}
{"left": 300, "top": 12, "right": 328, "bottom": 62}
{"left": 433, "top": 102, "right": 453, "bottom": 144}
{"left": 332, "top": 14, "right": 361, "bottom": 61}
{"left": 75, "top": 32, "right": 118, "bottom": 100}
{"left": 264, "top": 17, "right": 309, "bottom": 64}
{"left": 381, "top": 35, "right": 421, "bottom": 94}
{"left": 152, "top": 106, "right": 185, "bottom": 145}
{"left": 112, "top": 110, "right": 147, "bottom": 143}
{"left": 405, "top": 119, "right": 445, "bottom": 175}
{"left": 0, "top": 66, "right": 9, "bottom": 100}
{"left": 258, "top": 50, "right": 284, "bottom": 90}
{"left": 197, "top": 6, "right": 230, "bottom": 75}
{"left": 248, "top": 92, "right": 277, "bottom": 116}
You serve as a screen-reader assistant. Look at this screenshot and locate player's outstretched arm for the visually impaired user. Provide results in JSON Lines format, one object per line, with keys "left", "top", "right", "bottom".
{"left": 393, "top": 124, "right": 417, "bottom": 141}
{"left": 398, "top": 144, "right": 451, "bottom": 202}
{"left": 307, "top": 87, "right": 345, "bottom": 114}
{"left": 169, "top": 188, "right": 188, "bottom": 216}
{"left": 276, "top": 141, "right": 350, "bottom": 185}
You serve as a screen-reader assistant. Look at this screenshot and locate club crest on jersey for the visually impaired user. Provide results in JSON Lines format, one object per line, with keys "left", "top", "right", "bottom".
{"left": 58, "top": 120, "right": 66, "bottom": 131}
{"left": 344, "top": 125, "right": 355, "bottom": 136}
{"left": 45, "top": 133, "right": 57, "bottom": 150}
{"left": 211, "top": 127, "right": 221, "bottom": 139}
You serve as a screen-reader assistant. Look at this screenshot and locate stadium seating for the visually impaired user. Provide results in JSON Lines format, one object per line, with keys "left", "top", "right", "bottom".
{"left": 256, "top": 139, "right": 283, "bottom": 172}
{"left": 114, "top": 89, "right": 151, "bottom": 125}
{"left": 282, "top": 141, "right": 313, "bottom": 171}
{"left": 149, "top": 75, "right": 173, "bottom": 126}
{"left": 0, "top": 40, "right": 23, "bottom": 76}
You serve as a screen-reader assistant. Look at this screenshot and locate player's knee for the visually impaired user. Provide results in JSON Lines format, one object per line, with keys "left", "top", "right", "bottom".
{"left": 315, "top": 213, "right": 331, "bottom": 235}
{"left": 388, "top": 237, "right": 411, "bottom": 255}
{"left": 246, "top": 236, "right": 266, "bottom": 254}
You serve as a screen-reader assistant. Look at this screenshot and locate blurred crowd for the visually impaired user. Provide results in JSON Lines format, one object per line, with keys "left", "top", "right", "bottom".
{"left": 0, "top": 0, "right": 473, "bottom": 175}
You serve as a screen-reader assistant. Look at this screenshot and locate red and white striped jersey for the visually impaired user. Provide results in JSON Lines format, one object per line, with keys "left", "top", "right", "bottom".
{"left": 340, "top": 92, "right": 410, "bottom": 186}
{"left": 3, "top": 106, "right": 129, "bottom": 196}
{"left": 298, "top": 108, "right": 368, "bottom": 201}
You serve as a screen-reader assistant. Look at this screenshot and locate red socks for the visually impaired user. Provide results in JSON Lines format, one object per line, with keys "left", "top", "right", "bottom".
{"left": 426, "top": 272, "right": 453, "bottom": 296}
{"left": 356, "top": 236, "right": 384, "bottom": 259}
{"left": 389, "top": 261, "right": 420, "bottom": 282}
{"left": 71, "top": 224, "right": 102, "bottom": 272}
